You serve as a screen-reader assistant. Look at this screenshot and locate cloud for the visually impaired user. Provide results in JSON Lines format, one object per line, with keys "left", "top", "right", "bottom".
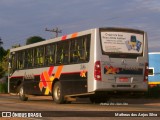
{"left": 138, "top": 0, "right": 160, "bottom": 12}
{"left": 0, "top": 0, "right": 160, "bottom": 51}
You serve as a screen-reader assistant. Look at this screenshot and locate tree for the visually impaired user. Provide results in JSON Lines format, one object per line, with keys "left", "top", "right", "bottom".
{"left": 0, "top": 65, "right": 4, "bottom": 78}
{"left": 0, "top": 47, "right": 8, "bottom": 78}
{"left": 0, "top": 49, "right": 9, "bottom": 93}
{"left": 1, "top": 50, "right": 9, "bottom": 75}
{"left": 26, "top": 36, "right": 45, "bottom": 45}
{"left": 0, "top": 47, "right": 7, "bottom": 61}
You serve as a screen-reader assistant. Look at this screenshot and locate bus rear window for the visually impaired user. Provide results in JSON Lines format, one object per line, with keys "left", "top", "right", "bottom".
{"left": 100, "top": 30, "right": 144, "bottom": 58}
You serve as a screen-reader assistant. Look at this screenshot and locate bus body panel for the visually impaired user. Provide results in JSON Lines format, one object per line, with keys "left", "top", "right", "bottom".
{"left": 9, "top": 27, "right": 148, "bottom": 99}
{"left": 90, "top": 28, "right": 148, "bottom": 93}
{"left": 10, "top": 63, "right": 89, "bottom": 95}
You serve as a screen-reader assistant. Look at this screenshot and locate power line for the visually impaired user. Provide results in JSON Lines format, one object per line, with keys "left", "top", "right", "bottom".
{"left": 45, "top": 27, "right": 62, "bottom": 38}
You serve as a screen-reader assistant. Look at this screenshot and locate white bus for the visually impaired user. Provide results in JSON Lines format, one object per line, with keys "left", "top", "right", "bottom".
{"left": 9, "top": 27, "right": 148, "bottom": 103}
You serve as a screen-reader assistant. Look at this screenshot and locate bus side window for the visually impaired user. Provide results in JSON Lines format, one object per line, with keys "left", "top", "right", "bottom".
{"left": 39, "top": 47, "right": 44, "bottom": 66}
{"left": 17, "top": 51, "right": 24, "bottom": 69}
{"left": 45, "top": 44, "right": 55, "bottom": 65}
{"left": 11, "top": 53, "right": 17, "bottom": 71}
{"left": 25, "top": 49, "right": 33, "bottom": 68}
{"left": 34, "top": 47, "right": 44, "bottom": 67}
{"left": 45, "top": 45, "right": 50, "bottom": 65}
{"left": 85, "top": 35, "right": 91, "bottom": 61}
{"left": 34, "top": 48, "right": 38, "bottom": 66}
{"left": 29, "top": 49, "right": 33, "bottom": 67}
{"left": 24, "top": 51, "right": 28, "bottom": 68}
{"left": 148, "top": 68, "right": 154, "bottom": 76}
{"left": 70, "top": 35, "right": 90, "bottom": 63}
{"left": 56, "top": 43, "right": 62, "bottom": 64}
{"left": 70, "top": 39, "right": 79, "bottom": 63}
{"left": 76, "top": 37, "right": 86, "bottom": 62}
{"left": 56, "top": 41, "right": 69, "bottom": 64}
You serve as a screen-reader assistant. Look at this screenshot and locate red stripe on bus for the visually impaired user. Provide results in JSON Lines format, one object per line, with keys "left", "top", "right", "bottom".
{"left": 61, "top": 35, "right": 67, "bottom": 40}
{"left": 48, "top": 66, "right": 54, "bottom": 76}
{"left": 10, "top": 76, "right": 23, "bottom": 78}
{"left": 10, "top": 71, "right": 87, "bottom": 78}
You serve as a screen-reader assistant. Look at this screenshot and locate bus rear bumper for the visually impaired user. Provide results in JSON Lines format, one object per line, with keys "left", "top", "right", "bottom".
{"left": 93, "top": 90, "right": 147, "bottom": 98}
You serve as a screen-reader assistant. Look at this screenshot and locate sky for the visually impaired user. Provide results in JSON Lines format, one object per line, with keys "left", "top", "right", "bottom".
{"left": 0, "top": 0, "right": 160, "bottom": 52}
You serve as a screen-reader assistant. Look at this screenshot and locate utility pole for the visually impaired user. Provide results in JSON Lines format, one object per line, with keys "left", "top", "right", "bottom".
{"left": 0, "top": 37, "right": 3, "bottom": 47}
{"left": 45, "top": 27, "right": 62, "bottom": 38}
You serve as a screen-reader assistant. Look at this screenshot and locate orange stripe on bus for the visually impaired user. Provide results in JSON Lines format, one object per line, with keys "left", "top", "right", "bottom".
{"left": 39, "top": 82, "right": 43, "bottom": 91}
{"left": 39, "top": 65, "right": 64, "bottom": 94}
{"left": 71, "top": 33, "right": 78, "bottom": 38}
{"left": 43, "top": 71, "right": 52, "bottom": 92}
{"left": 54, "top": 66, "right": 63, "bottom": 79}
{"left": 40, "top": 73, "right": 47, "bottom": 87}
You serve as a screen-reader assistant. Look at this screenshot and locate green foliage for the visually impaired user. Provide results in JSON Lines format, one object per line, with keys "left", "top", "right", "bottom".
{"left": 1, "top": 50, "right": 9, "bottom": 74}
{"left": 0, "top": 47, "right": 8, "bottom": 78}
{"left": 0, "top": 83, "right": 7, "bottom": 93}
{"left": 0, "top": 47, "right": 7, "bottom": 61}
{"left": 26, "top": 36, "right": 45, "bottom": 45}
{"left": 0, "top": 65, "right": 4, "bottom": 78}
{"left": 0, "top": 48, "right": 9, "bottom": 93}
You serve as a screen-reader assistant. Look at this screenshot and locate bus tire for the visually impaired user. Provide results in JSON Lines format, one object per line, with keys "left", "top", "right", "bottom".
{"left": 19, "top": 85, "right": 28, "bottom": 101}
{"left": 52, "top": 81, "right": 65, "bottom": 104}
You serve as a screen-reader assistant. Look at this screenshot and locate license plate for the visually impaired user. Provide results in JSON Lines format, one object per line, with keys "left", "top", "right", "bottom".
{"left": 116, "top": 77, "right": 129, "bottom": 83}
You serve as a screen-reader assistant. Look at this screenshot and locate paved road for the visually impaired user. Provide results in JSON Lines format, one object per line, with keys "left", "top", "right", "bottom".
{"left": 0, "top": 94, "right": 160, "bottom": 120}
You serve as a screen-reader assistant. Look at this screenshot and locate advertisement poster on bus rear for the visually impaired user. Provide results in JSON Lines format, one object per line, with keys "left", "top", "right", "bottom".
{"left": 101, "top": 32, "right": 143, "bottom": 54}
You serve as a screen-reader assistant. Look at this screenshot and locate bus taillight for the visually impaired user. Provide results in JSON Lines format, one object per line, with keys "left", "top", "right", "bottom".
{"left": 94, "top": 61, "right": 102, "bottom": 81}
{"left": 144, "top": 63, "right": 148, "bottom": 82}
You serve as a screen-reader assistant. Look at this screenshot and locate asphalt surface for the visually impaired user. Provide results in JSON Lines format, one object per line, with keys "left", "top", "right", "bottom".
{"left": 0, "top": 94, "right": 160, "bottom": 120}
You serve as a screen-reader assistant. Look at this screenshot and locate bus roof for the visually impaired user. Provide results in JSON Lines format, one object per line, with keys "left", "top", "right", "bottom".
{"left": 100, "top": 27, "right": 145, "bottom": 33}
{"left": 10, "top": 27, "right": 145, "bottom": 53}
{"left": 10, "top": 28, "right": 94, "bottom": 52}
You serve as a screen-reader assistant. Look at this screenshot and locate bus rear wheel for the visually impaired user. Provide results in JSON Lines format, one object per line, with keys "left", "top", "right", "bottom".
{"left": 52, "top": 81, "right": 65, "bottom": 104}
{"left": 19, "top": 85, "right": 28, "bottom": 101}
